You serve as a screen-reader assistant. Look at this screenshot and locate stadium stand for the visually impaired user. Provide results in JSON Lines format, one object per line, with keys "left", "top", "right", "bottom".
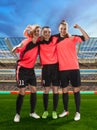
{"left": 0, "top": 37, "right": 97, "bottom": 91}
{"left": 78, "top": 38, "right": 97, "bottom": 63}
{"left": 6, "top": 37, "right": 25, "bottom": 46}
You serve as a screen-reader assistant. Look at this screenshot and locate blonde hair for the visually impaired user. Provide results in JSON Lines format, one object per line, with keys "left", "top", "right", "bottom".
{"left": 23, "top": 24, "right": 41, "bottom": 38}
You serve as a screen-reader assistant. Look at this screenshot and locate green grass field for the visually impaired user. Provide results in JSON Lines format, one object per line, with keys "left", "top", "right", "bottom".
{"left": 0, "top": 94, "right": 97, "bottom": 130}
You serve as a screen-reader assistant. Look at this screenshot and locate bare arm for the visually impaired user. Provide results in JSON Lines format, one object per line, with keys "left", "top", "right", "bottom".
{"left": 74, "top": 24, "right": 89, "bottom": 40}
{"left": 12, "top": 42, "right": 23, "bottom": 53}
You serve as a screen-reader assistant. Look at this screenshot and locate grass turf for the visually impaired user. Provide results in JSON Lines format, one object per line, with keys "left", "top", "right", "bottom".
{"left": 0, "top": 94, "right": 97, "bottom": 130}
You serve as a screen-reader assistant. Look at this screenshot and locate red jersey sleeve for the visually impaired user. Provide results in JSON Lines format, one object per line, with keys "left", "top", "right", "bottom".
{"left": 15, "top": 38, "right": 32, "bottom": 53}
{"left": 73, "top": 36, "right": 83, "bottom": 44}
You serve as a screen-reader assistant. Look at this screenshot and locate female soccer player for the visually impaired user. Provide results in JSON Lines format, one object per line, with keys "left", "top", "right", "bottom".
{"left": 57, "top": 20, "right": 89, "bottom": 121}
{"left": 39, "top": 26, "right": 59, "bottom": 119}
{"left": 12, "top": 24, "right": 41, "bottom": 122}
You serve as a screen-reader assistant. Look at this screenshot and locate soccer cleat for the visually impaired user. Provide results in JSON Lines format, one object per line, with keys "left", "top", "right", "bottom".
{"left": 14, "top": 114, "right": 20, "bottom": 122}
{"left": 59, "top": 110, "right": 69, "bottom": 118}
{"left": 42, "top": 111, "right": 49, "bottom": 119}
{"left": 52, "top": 111, "right": 58, "bottom": 119}
{"left": 74, "top": 112, "right": 80, "bottom": 121}
{"left": 30, "top": 112, "right": 40, "bottom": 119}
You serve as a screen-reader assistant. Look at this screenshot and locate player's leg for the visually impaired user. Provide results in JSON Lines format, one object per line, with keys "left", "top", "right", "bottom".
{"left": 28, "top": 68, "right": 40, "bottom": 119}
{"left": 70, "top": 70, "right": 81, "bottom": 121}
{"left": 73, "top": 87, "right": 81, "bottom": 121}
{"left": 29, "top": 86, "right": 40, "bottom": 119}
{"left": 59, "top": 87, "right": 69, "bottom": 118}
{"left": 41, "top": 65, "right": 51, "bottom": 119}
{"left": 52, "top": 86, "right": 59, "bottom": 119}
{"left": 42, "top": 87, "right": 50, "bottom": 119}
{"left": 14, "top": 66, "right": 26, "bottom": 122}
{"left": 51, "top": 63, "right": 60, "bottom": 119}
{"left": 59, "top": 71, "right": 69, "bottom": 118}
{"left": 14, "top": 88, "right": 26, "bottom": 122}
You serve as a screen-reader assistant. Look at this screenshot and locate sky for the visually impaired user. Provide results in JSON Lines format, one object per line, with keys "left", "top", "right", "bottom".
{"left": 0, "top": 0, "right": 97, "bottom": 37}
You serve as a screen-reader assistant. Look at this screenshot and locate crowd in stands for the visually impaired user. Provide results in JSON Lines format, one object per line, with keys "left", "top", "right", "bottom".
{"left": 0, "top": 62, "right": 97, "bottom": 91}
{"left": 0, "top": 74, "right": 97, "bottom": 81}
{"left": 81, "top": 75, "right": 97, "bottom": 80}
{"left": 0, "top": 74, "right": 97, "bottom": 91}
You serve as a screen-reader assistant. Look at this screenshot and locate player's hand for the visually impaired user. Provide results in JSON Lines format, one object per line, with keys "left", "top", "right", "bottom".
{"left": 73, "top": 24, "right": 81, "bottom": 29}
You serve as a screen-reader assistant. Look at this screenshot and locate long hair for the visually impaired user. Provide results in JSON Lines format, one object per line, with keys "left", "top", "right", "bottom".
{"left": 23, "top": 24, "right": 41, "bottom": 38}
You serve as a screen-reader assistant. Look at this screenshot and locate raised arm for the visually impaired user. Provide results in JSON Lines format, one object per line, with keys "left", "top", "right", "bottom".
{"left": 74, "top": 24, "right": 89, "bottom": 40}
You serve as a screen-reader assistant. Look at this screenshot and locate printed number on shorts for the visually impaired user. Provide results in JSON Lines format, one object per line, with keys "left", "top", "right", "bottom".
{"left": 19, "top": 80, "right": 24, "bottom": 86}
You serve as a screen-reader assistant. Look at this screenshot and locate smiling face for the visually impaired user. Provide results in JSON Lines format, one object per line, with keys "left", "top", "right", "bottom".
{"left": 42, "top": 27, "right": 51, "bottom": 41}
{"left": 23, "top": 25, "right": 41, "bottom": 38}
{"left": 33, "top": 27, "right": 41, "bottom": 37}
{"left": 59, "top": 22, "right": 68, "bottom": 37}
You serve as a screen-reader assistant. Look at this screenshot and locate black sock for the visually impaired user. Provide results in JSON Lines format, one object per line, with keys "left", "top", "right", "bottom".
{"left": 30, "top": 93, "right": 36, "bottom": 113}
{"left": 43, "top": 93, "right": 49, "bottom": 111}
{"left": 62, "top": 93, "right": 68, "bottom": 111}
{"left": 53, "top": 93, "right": 59, "bottom": 111}
{"left": 74, "top": 91, "right": 80, "bottom": 112}
{"left": 16, "top": 94, "right": 24, "bottom": 115}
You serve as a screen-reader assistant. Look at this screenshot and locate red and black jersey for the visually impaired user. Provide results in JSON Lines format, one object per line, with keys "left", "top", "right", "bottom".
{"left": 16, "top": 38, "right": 39, "bottom": 68}
{"left": 57, "top": 35, "right": 83, "bottom": 70}
{"left": 39, "top": 36, "right": 58, "bottom": 65}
